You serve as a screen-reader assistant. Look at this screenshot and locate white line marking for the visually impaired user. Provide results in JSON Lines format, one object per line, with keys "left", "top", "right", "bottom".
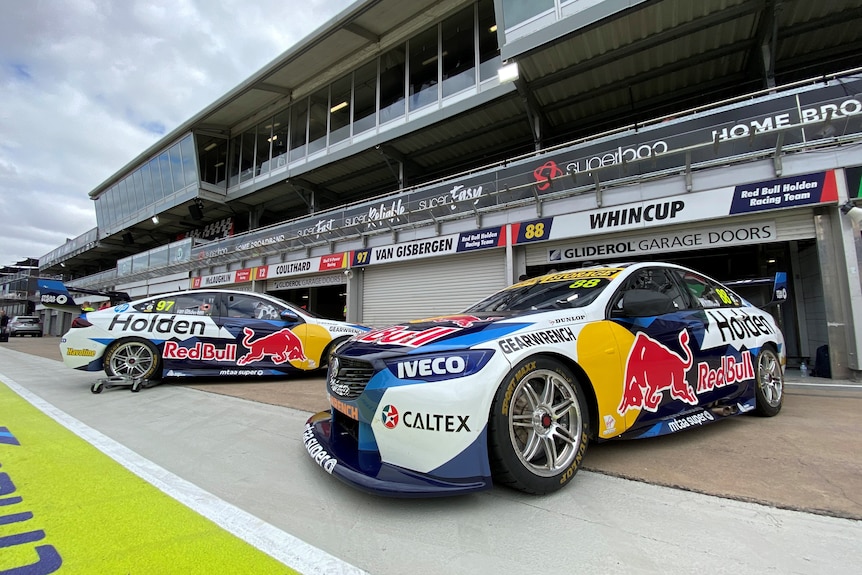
{"left": 0, "top": 372, "right": 367, "bottom": 575}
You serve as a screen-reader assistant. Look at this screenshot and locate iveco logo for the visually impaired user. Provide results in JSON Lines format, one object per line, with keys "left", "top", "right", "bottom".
{"left": 396, "top": 356, "right": 466, "bottom": 379}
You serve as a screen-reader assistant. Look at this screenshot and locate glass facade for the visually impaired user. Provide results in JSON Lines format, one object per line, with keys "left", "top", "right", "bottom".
{"left": 94, "top": 134, "right": 200, "bottom": 236}
{"left": 93, "top": 2, "right": 502, "bottom": 238}
{"left": 224, "top": 2, "right": 500, "bottom": 185}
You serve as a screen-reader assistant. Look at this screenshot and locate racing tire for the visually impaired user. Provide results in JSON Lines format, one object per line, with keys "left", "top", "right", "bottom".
{"left": 103, "top": 338, "right": 162, "bottom": 381}
{"left": 753, "top": 346, "right": 783, "bottom": 417}
{"left": 488, "top": 356, "right": 590, "bottom": 495}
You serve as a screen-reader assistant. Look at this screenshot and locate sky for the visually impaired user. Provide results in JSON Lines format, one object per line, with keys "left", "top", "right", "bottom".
{"left": 0, "top": 0, "right": 352, "bottom": 268}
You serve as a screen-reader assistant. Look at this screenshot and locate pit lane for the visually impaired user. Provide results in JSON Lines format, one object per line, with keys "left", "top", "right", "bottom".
{"left": 2, "top": 337, "right": 861, "bottom": 574}
{"left": 5, "top": 335, "right": 861, "bottom": 520}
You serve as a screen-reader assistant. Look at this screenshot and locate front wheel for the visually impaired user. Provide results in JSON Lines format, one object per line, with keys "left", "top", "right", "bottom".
{"left": 488, "top": 356, "right": 590, "bottom": 494}
{"left": 104, "top": 338, "right": 162, "bottom": 381}
{"left": 753, "top": 347, "right": 783, "bottom": 417}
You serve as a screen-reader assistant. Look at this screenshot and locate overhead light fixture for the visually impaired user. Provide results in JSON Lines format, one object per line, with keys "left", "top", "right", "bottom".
{"left": 840, "top": 200, "right": 862, "bottom": 225}
{"left": 214, "top": 162, "right": 225, "bottom": 167}
{"left": 421, "top": 51, "right": 447, "bottom": 67}
{"left": 489, "top": 24, "right": 497, "bottom": 33}
{"left": 330, "top": 101, "right": 348, "bottom": 113}
{"left": 60, "top": 262, "right": 66, "bottom": 268}
{"left": 498, "top": 61, "right": 519, "bottom": 83}
{"left": 151, "top": 215, "right": 159, "bottom": 224}
{"left": 267, "top": 135, "right": 278, "bottom": 142}
{"left": 204, "top": 142, "right": 218, "bottom": 152}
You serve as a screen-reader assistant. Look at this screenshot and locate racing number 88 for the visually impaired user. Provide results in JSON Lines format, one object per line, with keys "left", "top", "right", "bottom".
{"left": 569, "top": 279, "right": 600, "bottom": 289}
{"left": 524, "top": 223, "right": 545, "bottom": 240}
{"left": 714, "top": 288, "right": 734, "bottom": 305}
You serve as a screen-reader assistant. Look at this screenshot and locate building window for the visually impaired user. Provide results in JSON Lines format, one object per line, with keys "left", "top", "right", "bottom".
{"left": 478, "top": 0, "right": 501, "bottom": 81}
{"left": 149, "top": 157, "right": 164, "bottom": 199}
{"left": 169, "top": 143, "right": 185, "bottom": 191}
{"left": 380, "top": 45, "right": 406, "bottom": 123}
{"left": 158, "top": 152, "right": 172, "bottom": 198}
{"left": 197, "top": 137, "right": 227, "bottom": 187}
{"left": 409, "top": 26, "right": 439, "bottom": 111}
{"left": 239, "top": 128, "right": 256, "bottom": 182}
{"left": 442, "top": 5, "right": 476, "bottom": 98}
{"left": 180, "top": 135, "right": 197, "bottom": 188}
{"left": 270, "top": 110, "right": 289, "bottom": 169}
{"left": 308, "top": 86, "right": 328, "bottom": 155}
{"left": 353, "top": 60, "right": 377, "bottom": 135}
{"left": 255, "top": 120, "right": 272, "bottom": 175}
{"left": 329, "top": 73, "right": 352, "bottom": 145}
{"left": 290, "top": 97, "right": 309, "bottom": 161}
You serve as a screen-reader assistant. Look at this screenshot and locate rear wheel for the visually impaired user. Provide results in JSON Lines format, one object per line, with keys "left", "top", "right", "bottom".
{"left": 488, "top": 357, "right": 590, "bottom": 494}
{"left": 104, "top": 338, "right": 161, "bottom": 380}
{"left": 753, "top": 347, "right": 783, "bottom": 417}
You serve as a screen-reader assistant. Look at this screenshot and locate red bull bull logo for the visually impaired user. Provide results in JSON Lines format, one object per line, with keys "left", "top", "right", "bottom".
{"left": 618, "top": 330, "right": 697, "bottom": 415}
{"left": 238, "top": 327, "right": 307, "bottom": 366}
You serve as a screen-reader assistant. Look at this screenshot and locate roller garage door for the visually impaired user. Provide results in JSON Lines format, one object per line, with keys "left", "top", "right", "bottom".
{"left": 360, "top": 250, "right": 508, "bottom": 328}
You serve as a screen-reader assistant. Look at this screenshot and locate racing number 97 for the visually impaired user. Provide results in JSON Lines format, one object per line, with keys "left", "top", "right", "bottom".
{"left": 155, "top": 300, "right": 175, "bottom": 311}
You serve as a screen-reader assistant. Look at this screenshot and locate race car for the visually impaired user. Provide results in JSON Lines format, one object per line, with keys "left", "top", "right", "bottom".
{"left": 304, "top": 262, "right": 787, "bottom": 497}
{"left": 37, "top": 279, "right": 370, "bottom": 380}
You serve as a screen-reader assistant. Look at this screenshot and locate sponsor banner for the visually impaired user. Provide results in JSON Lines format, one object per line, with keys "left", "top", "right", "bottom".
{"left": 544, "top": 171, "right": 835, "bottom": 242}
{"left": 456, "top": 226, "right": 506, "bottom": 251}
{"left": 548, "top": 221, "right": 777, "bottom": 263}
{"left": 729, "top": 171, "right": 838, "bottom": 214}
{"left": 351, "top": 234, "right": 460, "bottom": 267}
{"left": 190, "top": 268, "right": 253, "bottom": 289}
{"left": 258, "top": 253, "right": 349, "bottom": 280}
{"left": 267, "top": 274, "right": 346, "bottom": 291}
{"left": 350, "top": 227, "right": 508, "bottom": 268}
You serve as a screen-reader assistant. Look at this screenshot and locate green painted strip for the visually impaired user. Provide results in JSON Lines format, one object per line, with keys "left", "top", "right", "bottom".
{"left": 0, "top": 381, "right": 299, "bottom": 574}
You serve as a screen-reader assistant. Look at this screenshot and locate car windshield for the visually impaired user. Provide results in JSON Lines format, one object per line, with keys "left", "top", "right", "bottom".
{"left": 465, "top": 269, "right": 623, "bottom": 312}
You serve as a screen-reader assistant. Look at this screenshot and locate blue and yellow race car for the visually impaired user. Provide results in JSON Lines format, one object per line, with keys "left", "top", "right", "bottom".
{"left": 305, "top": 262, "right": 787, "bottom": 497}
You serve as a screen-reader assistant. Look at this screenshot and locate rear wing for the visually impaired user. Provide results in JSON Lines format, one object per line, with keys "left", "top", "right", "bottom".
{"left": 723, "top": 272, "right": 788, "bottom": 308}
{"left": 36, "top": 278, "right": 131, "bottom": 313}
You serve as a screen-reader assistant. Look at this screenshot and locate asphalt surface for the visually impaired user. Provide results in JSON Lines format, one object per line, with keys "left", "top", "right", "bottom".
{"left": 3, "top": 335, "right": 862, "bottom": 521}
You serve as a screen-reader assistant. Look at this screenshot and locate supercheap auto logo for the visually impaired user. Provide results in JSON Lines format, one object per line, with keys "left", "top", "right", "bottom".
{"left": 533, "top": 160, "right": 564, "bottom": 190}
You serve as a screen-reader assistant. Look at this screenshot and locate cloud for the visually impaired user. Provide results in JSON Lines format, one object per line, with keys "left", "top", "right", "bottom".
{"left": 0, "top": 0, "right": 350, "bottom": 266}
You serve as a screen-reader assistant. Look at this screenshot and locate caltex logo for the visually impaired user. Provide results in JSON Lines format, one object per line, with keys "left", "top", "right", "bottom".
{"left": 381, "top": 405, "right": 399, "bottom": 429}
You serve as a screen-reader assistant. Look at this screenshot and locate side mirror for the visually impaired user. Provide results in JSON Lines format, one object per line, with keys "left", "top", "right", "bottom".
{"left": 280, "top": 309, "right": 300, "bottom": 322}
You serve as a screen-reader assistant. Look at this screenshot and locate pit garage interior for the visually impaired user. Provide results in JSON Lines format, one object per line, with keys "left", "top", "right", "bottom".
{"left": 34, "top": 0, "right": 862, "bottom": 379}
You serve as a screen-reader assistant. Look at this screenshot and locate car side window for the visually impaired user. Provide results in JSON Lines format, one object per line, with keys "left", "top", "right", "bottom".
{"left": 679, "top": 271, "right": 741, "bottom": 308}
{"left": 135, "top": 293, "right": 216, "bottom": 316}
{"left": 610, "top": 267, "right": 689, "bottom": 315}
{"left": 224, "top": 294, "right": 285, "bottom": 320}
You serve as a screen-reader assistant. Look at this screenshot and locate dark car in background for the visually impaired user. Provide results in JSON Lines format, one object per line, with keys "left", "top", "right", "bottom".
{"left": 9, "top": 316, "right": 43, "bottom": 337}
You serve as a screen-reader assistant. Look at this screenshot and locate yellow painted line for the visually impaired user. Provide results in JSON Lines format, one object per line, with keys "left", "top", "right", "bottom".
{"left": 0, "top": 375, "right": 365, "bottom": 575}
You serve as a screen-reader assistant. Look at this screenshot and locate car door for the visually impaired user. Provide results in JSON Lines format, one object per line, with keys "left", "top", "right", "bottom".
{"left": 217, "top": 292, "right": 309, "bottom": 373}
{"left": 138, "top": 291, "right": 221, "bottom": 374}
{"left": 608, "top": 266, "right": 708, "bottom": 430}
{"left": 673, "top": 269, "right": 754, "bottom": 403}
